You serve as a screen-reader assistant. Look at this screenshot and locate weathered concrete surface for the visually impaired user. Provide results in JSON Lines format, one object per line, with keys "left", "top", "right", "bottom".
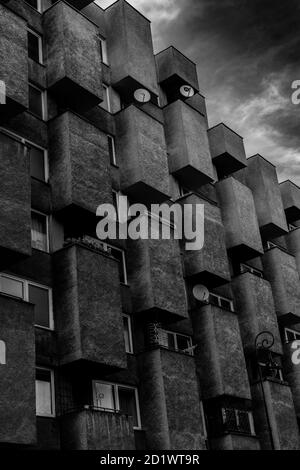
{"left": 53, "top": 243, "right": 126, "bottom": 368}
{"left": 164, "top": 100, "right": 214, "bottom": 187}
{"left": 49, "top": 112, "right": 112, "bottom": 214}
{"left": 208, "top": 124, "right": 247, "bottom": 176}
{"left": 0, "top": 132, "right": 31, "bottom": 262}
{"left": 192, "top": 304, "right": 251, "bottom": 400}
{"left": 232, "top": 273, "right": 282, "bottom": 355}
{"left": 280, "top": 180, "right": 300, "bottom": 222}
{"left": 0, "top": 3, "right": 28, "bottom": 117}
{"left": 282, "top": 341, "right": 300, "bottom": 416}
{"left": 60, "top": 410, "right": 135, "bottom": 450}
{"left": 106, "top": 0, "right": 158, "bottom": 95}
{"left": 0, "top": 294, "right": 36, "bottom": 445}
{"left": 210, "top": 434, "right": 260, "bottom": 450}
{"left": 179, "top": 193, "right": 231, "bottom": 286}
{"left": 115, "top": 105, "right": 170, "bottom": 203}
{"left": 43, "top": 1, "right": 102, "bottom": 110}
{"left": 285, "top": 227, "right": 300, "bottom": 277}
{"left": 155, "top": 46, "right": 199, "bottom": 91}
{"left": 216, "top": 177, "right": 263, "bottom": 259}
{"left": 245, "top": 155, "right": 288, "bottom": 238}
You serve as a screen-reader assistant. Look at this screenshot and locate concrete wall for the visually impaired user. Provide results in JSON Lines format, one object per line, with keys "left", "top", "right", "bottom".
{"left": 0, "top": 3, "right": 28, "bottom": 117}
{"left": 245, "top": 155, "right": 288, "bottom": 238}
{"left": 216, "top": 177, "right": 263, "bottom": 259}
{"left": 0, "top": 132, "right": 31, "bottom": 263}
{"left": 61, "top": 409, "right": 135, "bottom": 450}
{"left": 283, "top": 342, "right": 300, "bottom": 416}
{"left": 0, "top": 294, "right": 36, "bottom": 445}
{"left": 115, "top": 105, "right": 170, "bottom": 203}
{"left": 53, "top": 243, "right": 127, "bottom": 368}
{"left": 286, "top": 227, "right": 300, "bottom": 276}
{"left": 49, "top": 112, "right": 112, "bottom": 214}
{"left": 280, "top": 181, "right": 300, "bottom": 222}
{"left": 43, "top": 1, "right": 102, "bottom": 110}
{"left": 164, "top": 100, "right": 214, "bottom": 187}
{"left": 155, "top": 46, "right": 199, "bottom": 91}
{"left": 208, "top": 124, "right": 247, "bottom": 176}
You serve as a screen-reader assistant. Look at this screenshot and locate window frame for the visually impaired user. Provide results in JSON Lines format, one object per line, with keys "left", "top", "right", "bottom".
{"left": 36, "top": 367, "right": 56, "bottom": 418}
{"left": 123, "top": 314, "right": 133, "bottom": 354}
{"left": 28, "top": 82, "right": 47, "bottom": 121}
{"left": 31, "top": 209, "right": 50, "bottom": 253}
{"left": 25, "top": 0, "right": 43, "bottom": 12}
{"left": 209, "top": 293, "right": 234, "bottom": 312}
{"left": 27, "top": 28, "right": 43, "bottom": 64}
{"left": 240, "top": 263, "right": 263, "bottom": 279}
{"left": 0, "top": 273, "right": 54, "bottom": 331}
{"left": 92, "top": 380, "right": 141, "bottom": 430}
{"left": 108, "top": 134, "right": 117, "bottom": 166}
{"left": 98, "top": 35, "right": 109, "bottom": 65}
{"left": 285, "top": 327, "right": 300, "bottom": 343}
{"left": 100, "top": 84, "right": 111, "bottom": 113}
{"left": 158, "top": 328, "right": 194, "bottom": 356}
{"left": 100, "top": 242, "right": 128, "bottom": 285}
{"left": 221, "top": 407, "right": 255, "bottom": 436}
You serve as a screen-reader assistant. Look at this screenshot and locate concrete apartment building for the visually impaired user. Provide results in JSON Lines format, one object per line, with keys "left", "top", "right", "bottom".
{"left": 0, "top": 0, "right": 300, "bottom": 451}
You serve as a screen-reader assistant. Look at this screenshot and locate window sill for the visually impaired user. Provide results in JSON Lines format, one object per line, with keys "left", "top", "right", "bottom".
{"left": 35, "top": 325, "right": 54, "bottom": 333}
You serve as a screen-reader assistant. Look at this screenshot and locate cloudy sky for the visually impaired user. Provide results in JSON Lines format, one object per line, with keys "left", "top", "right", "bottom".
{"left": 96, "top": 0, "right": 300, "bottom": 184}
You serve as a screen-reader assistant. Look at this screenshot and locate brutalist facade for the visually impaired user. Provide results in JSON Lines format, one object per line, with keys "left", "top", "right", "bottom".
{"left": 0, "top": 0, "right": 300, "bottom": 451}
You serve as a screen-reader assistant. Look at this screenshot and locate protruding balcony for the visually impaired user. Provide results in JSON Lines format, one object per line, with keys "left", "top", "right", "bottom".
{"left": 179, "top": 194, "right": 231, "bottom": 286}
{"left": 262, "top": 246, "right": 300, "bottom": 325}
{"left": 60, "top": 408, "right": 135, "bottom": 450}
{"left": 49, "top": 111, "right": 113, "bottom": 222}
{"left": 164, "top": 100, "right": 214, "bottom": 188}
{"left": 280, "top": 180, "right": 300, "bottom": 222}
{"left": 0, "top": 4, "right": 28, "bottom": 119}
{"left": 106, "top": 0, "right": 158, "bottom": 100}
{"left": 0, "top": 131, "right": 32, "bottom": 265}
{"left": 245, "top": 155, "right": 288, "bottom": 238}
{"left": 0, "top": 294, "right": 36, "bottom": 445}
{"left": 216, "top": 177, "right": 264, "bottom": 260}
{"left": 115, "top": 105, "right": 170, "bottom": 203}
{"left": 43, "top": 1, "right": 102, "bottom": 111}
{"left": 208, "top": 124, "right": 247, "bottom": 177}
{"left": 53, "top": 240, "right": 127, "bottom": 369}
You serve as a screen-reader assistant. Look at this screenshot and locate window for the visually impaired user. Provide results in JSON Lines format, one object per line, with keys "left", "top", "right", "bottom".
{"left": 108, "top": 135, "right": 117, "bottom": 166}
{"left": 28, "top": 29, "right": 43, "bottom": 64}
{"left": 99, "top": 84, "right": 111, "bottom": 112}
{"left": 29, "top": 83, "right": 46, "bottom": 120}
{"left": 99, "top": 36, "right": 108, "bottom": 64}
{"left": 240, "top": 263, "right": 263, "bottom": 278}
{"left": 289, "top": 223, "right": 297, "bottom": 232}
{"left": 158, "top": 329, "right": 194, "bottom": 355}
{"left": 36, "top": 368, "right": 55, "bottom": 417}
{"left": 100, "top": 243, "right": 127, "bottom": 284}
{"left": 222, "top": 408, "right": 254, "bottom": 435}
{"left": 123, "top": 314, "right": 133, "bottom": 354}
{"left": 209, "top": 293, "right": 234, "bottom": 312}
{"left": 0, "top": 274, "right": 53, "bottom": 330}
{"left": 264, "top": 240, "right": 278, "bottom": 251}
{"left": 285, "top": 328, "right": 300, "bottom": 343}
{"left": 93, "top": 381, "right": 141, "bottom": 429}
{"left": 25, "top": 0, "right": 40, "bottom": 11}
{"left": 31, "top": 211, "right": 49, "bottom": 252}
{"left": 30, "top": 144, "right": 48, "bottom": 181}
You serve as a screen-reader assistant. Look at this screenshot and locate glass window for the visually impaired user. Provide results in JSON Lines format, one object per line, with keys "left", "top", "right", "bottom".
{"left": 123, "top": 315, "right": 133, "bottom": 354}
{"left": 29, "top": 83, "right": 45, "bottom": 119}
{"left": 25, "top": 0, "right": 38, "bottom": 9}
{"left": 99, "top": 84, "right": 110, "bottom": 112}
{"left": 36, "top": 369, "right": 54, "bottom": 416}
{"left": 28, "top": 284, "right": 50, "bottom": 328}
{"left": 28, "top": 30, "right": 42, "bottom": 63}
{"left": 1, "top": 275, "right": 24, "bottom": 298}
{"left": 30, "top": 145, "right": 46, "bottom": 181}
{"left": 94, "top": 382, "right": 115, "bottom": 410}
{"left": 31, "top": 211, "right": 48, "bottom": 252}
{"left": 110, "top": 246, "right": 127, "bottom": 284}
{"left": 176, "top": 334, "right": 191, "bottom": 352}
{"left": 118, "top": 387, "right": 138, "bottom": 427}
{"left": 108, "top": 135, "right": 117, "bottom": 165}
{"left": 99, "top": 37, "right": 108, "bottom": 64}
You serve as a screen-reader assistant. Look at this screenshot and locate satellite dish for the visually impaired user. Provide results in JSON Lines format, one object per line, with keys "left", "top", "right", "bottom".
{"left": 180, "top": 84, "right": 195, "bottom": 98}
{"left": 134, "top": 88, "right": 151, "bottom": 103}
{"left": 193, "top": 285, "right": 209, "bottom": 303}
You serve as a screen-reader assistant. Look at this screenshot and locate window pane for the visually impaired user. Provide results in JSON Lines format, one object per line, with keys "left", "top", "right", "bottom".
{"left": 118, "top": 387, "right": 138, "bottom": 427}
{"left": 1, "top": 276, "right": 23, "bottom": 298}
{"left": 31, "top": 212, "right": 48, "bottom": 252}
{"left": 36, "top": 369, "right": 52, "bottom": 416}
{"left": 29, "top": 84, "right": 43, "bottom": 118}
{"left": 286, "top": 329, "right": 295, "bottom": 342}
{"left": 25, "top": 0, "right": 38, "bottom": 9}
{"left": 123, "top": 316, "right": 132, "bottom": 353}
{"left": 176, "top": 334, "right": 190, "bottom": 352}
{"left": 99, "top": 86, "right": 109, "bottom": 111}
{"left": 167, "top": 333, "right": 176, "bottom": 350}
{"left": 30, "top": 146, "right": 45, "bottom": 180}
{"left": 220, "top": 298, "right": 231, "bottom": 310}
{"left": 108, "top": 135, "right": 116, "bottom": 165}
{"left": 28, "top": 31, "right": 40, "bottom": 62}
{"left": 94, "top": 382, "right": 115, "bottom": 410}
{"left": 29, "top": 284, "right": 50, "bottom": 328}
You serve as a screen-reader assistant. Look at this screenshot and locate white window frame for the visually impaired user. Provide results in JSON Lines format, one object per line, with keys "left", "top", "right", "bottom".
{"left": 123, "top": 314, "right": 133, "bottom": 354}
{"left": 101, "top": 242, "right": 128, "bottom": 285}
{"left": 108, "top": 134, "right": 117, "bottom": 166}
{"left": 27, "top": 28, "right": 43, "bottom": 64}
{"left": 36, "top": 367, "right": 56, "bottom": 418}
{"left": 285, "top": 327, "right": 300, "bottom": 343}
{"left": 98, "top": 35, "right": 108, "bottom": 65}
{"left": 93, "top": 381, "right": 141, "bottom": 430}
{"left": 0, "top": 273, "right": 54, "bottom": 331}
{"left": 29, "top": 82, "right": 47, "bottom": 121}
{"left": 240, "top": 263, "right": 263, "bottom": 278}
{"left": 31, "top": 209, "right": 50, "bottom": 253}
{"left": 0, "top": 127, "right": 49, "bottom": 182}
{"left": 158, "top": 328, "right": 194, "bottom": 356}
{"left": 101, "top": 84, "right": 111, "bottom": 113}
{"left": 209, "top": 293, "right": 234, "bottom": 312}
{"left": 265, "top": 240, "right": 278, "bottom": 250}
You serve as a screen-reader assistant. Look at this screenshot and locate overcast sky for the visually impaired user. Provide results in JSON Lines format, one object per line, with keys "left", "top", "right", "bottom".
{"left": 96, "top": 0, "right": 300, "bottom": 184}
